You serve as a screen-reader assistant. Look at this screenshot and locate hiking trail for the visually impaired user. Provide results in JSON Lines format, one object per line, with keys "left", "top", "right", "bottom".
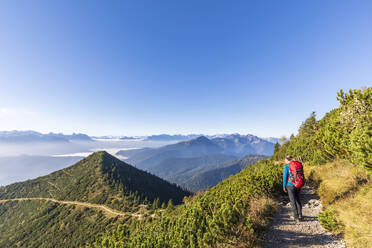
{"left": 0, "top": 198, "right": 142, "bottom": 218}
{"left": 262, "top": 185, "right": 346, "bottom": 248}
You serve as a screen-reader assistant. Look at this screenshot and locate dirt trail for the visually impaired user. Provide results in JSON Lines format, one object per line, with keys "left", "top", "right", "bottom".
{"left": 261, "top": 186, "right": 346, "bottom": 248}
{"left": 0, "top": 197, "right": 140, "bottom": 218}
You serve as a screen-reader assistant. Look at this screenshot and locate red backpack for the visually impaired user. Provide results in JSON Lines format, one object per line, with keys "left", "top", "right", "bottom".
{"left": 289, "top": 160, "right": 305, "bottom": 188}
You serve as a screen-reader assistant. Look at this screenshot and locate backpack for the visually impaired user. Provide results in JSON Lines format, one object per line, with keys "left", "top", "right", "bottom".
{"left": 289, "top": 160, "right": 305, "bottom": 188}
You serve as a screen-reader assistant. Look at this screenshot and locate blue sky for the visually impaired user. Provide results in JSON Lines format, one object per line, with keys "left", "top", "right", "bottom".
{"left": 0, "top": 1, "right": 371, "bottom": 137}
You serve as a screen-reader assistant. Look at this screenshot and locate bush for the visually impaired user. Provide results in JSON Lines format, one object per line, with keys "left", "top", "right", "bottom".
{"left": 318, "top": 208, "right": 341, "bottom": 232}
{"left": 273, "top": 87, "right": 372, "bottom": 170}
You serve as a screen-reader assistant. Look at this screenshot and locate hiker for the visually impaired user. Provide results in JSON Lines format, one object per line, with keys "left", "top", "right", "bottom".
{"left": 283, "top": 155, "right": 304, "bottom": 221}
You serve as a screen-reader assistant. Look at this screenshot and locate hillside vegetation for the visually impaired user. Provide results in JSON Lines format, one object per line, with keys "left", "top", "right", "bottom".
{"left": 96, "top": 87, "right": 371, "bottom": 248}
{"left": 96, "top": 159, "right": 282, "bottom": 248}
{"left": 0, "top": 151, "right": 190, "bottom": 212}
{"left": 0, "top": 199, "right": 129, "bottom": 248}
{"left": 273, "top": 87, "right": 371, "bottom": 169}
{"left": 273, "top": 87, "right": 371, "bottom": 247}
{"left": 0, "top": 152, "right": 191, "bottom": 247}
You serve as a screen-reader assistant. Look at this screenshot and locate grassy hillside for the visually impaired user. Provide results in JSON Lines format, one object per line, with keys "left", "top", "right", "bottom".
{"left": 273, "top": 87, "right": 371, "bottom": 247}
{"left": 0, "top": 152, "right": 191, "bottom": 247}
{"left": 0, "top": 151, "right": 190, "bottom": 212}
{"left": 305, "top": 160, "right": 371, "bottom": 247}
{"left": 95, "top": 158, "right": 282, "bottom": 248}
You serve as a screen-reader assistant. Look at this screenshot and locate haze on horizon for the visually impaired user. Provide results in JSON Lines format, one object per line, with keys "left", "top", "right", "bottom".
{"left": 0, "top": 1, "right": 371, "bottom": 137}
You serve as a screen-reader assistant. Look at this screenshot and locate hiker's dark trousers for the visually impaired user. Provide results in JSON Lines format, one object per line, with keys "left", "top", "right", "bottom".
{"left": 287, "top": 185, "right": 302, "bottom": 219}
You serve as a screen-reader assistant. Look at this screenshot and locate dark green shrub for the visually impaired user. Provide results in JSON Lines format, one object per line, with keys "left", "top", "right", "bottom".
{"left": 318, "top": 208, "right": 341, "bottom": 232}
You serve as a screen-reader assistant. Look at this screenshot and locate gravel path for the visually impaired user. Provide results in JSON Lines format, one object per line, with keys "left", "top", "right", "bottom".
{"left": 261, "top": 186, "right": 346, "bottom": 248}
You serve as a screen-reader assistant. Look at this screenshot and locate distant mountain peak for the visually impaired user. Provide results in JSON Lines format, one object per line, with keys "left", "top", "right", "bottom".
{"left": 192, "top": 136, "right": 211, "bottom": 142}
{"left": 184, "top": 136, "right": 219, "bottom": 147}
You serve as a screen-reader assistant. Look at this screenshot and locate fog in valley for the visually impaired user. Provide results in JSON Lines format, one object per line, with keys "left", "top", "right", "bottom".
{"left": 0, "top": 138, "right": 178, "bottom": 186}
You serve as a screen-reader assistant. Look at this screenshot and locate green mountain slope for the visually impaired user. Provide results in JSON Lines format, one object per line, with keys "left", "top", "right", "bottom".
{"left": 0, "top": 199, "right": 127, "bottom": 248}
{"left": 96, "top": 159, "right": 282, "bottom": 248}
{"left": 0, "top": 151, "right": 191, "bottom": 247}
{"left": 0, "top": 151, "right": 190, "bottom": 211}
{"left": 182, "top": 154, "right": 267, "bottom": 192}
{"left": 147, "top": 154, "right": 237, "bottom": 186}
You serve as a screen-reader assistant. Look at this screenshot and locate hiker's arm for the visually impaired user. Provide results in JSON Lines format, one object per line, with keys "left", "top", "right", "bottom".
{"left": 283, "top": 166, "right": 288, "bottom": 192}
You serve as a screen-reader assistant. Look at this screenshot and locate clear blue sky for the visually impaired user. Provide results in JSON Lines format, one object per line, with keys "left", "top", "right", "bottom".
{"left": 0, "top": 1, "right": 371, "bottom": 137}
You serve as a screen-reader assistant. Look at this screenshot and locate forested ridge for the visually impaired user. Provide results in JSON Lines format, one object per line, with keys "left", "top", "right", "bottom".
{"left": 273, "top": 87, "right": 371, "bottom": 169}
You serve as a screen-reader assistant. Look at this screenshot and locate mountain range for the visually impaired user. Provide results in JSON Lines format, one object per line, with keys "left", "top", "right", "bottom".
{"left": 119, "top": 134, "right": 273, "bottom": 169}
{"left": 144, "top": 134, "right": 201, "bottom": 141}
{"left": 0, "top": 130, "right": 281, "bottom": 145}
{"left": 122, "top": 136, "right": 225, "bottom": 170}
{"left": 0, "top": 130, "right": 92, "bottom": 143}
{"left": 115, "top": 135, "right": 273, "bottom": 192}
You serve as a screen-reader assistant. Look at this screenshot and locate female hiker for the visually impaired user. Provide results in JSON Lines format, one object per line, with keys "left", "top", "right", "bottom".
{"left": 283, "top": 155, "right": 304, "bottom": 222}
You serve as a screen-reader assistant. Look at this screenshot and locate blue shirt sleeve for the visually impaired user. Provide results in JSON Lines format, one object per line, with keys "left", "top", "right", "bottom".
{"left": 283, "top": 165, "right": 289, "bottom": 189}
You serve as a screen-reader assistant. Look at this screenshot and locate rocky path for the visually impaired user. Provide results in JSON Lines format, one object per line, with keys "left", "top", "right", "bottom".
{"left": 0, "top": 197, "right": 142, "bottom": 218}
{"left": 261, "top": 186, "right": 346, "bottom": 248}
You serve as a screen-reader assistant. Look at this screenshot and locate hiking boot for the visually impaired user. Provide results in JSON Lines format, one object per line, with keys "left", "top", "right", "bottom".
{"left": 299, "top": 216, "right": 303, "bottom": 221}
{"left": 289, "top": 216, "right": 296, "bottom": 221}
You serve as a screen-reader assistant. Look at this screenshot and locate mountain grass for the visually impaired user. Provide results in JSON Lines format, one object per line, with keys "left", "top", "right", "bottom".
{"left": 306, "top": 160, "right": 369, "bottom": 205}
{"left": 305, "top": 160, "right": 372, "bottom": 247}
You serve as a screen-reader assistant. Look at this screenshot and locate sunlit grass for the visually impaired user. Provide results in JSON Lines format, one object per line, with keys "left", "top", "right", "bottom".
{"left": 335, "top": 185, "right": 372, "bottom": 248}
{"left": 305, "top": 160, "right": 371, "bottom": 248}
{"left": 306, "top": 160, "right": 369, "bottom": 205}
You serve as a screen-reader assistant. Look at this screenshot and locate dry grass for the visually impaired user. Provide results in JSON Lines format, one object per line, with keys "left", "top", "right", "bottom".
{"left": 304, "top": 160, "right": 372, "bottom": 248}
{"left": 305, "top": 160, "right": 369, "bottom": 205}
{"left": 248, "top": 196, "right": 277, "bottom": 228}
{"left": 334, "top": 185, "right": 372, "bottom": 248}
{"left": 232, "top": 196, "right": 278, "bottom": 248}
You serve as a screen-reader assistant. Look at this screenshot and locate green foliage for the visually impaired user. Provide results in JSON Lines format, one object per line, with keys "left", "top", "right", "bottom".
{"left": 94, "top": 159, "right": 282, "bottom": 248}
{"left": 0, "top": 200, "right": 129, "bottom": 248}
{"left": 318, "top": 208, "right": 341, "bottom": 232}
{"left": 273, "top": 87, "right": 372, "bottom": 169}
{"left": 0, "top": 152, "right": 191, "bottom": 247}
{"left": 0, "top": 152, "right": 191, "bottom": 212}
{"left": 273, "top": 142, "right": 280, "bottom": 155}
